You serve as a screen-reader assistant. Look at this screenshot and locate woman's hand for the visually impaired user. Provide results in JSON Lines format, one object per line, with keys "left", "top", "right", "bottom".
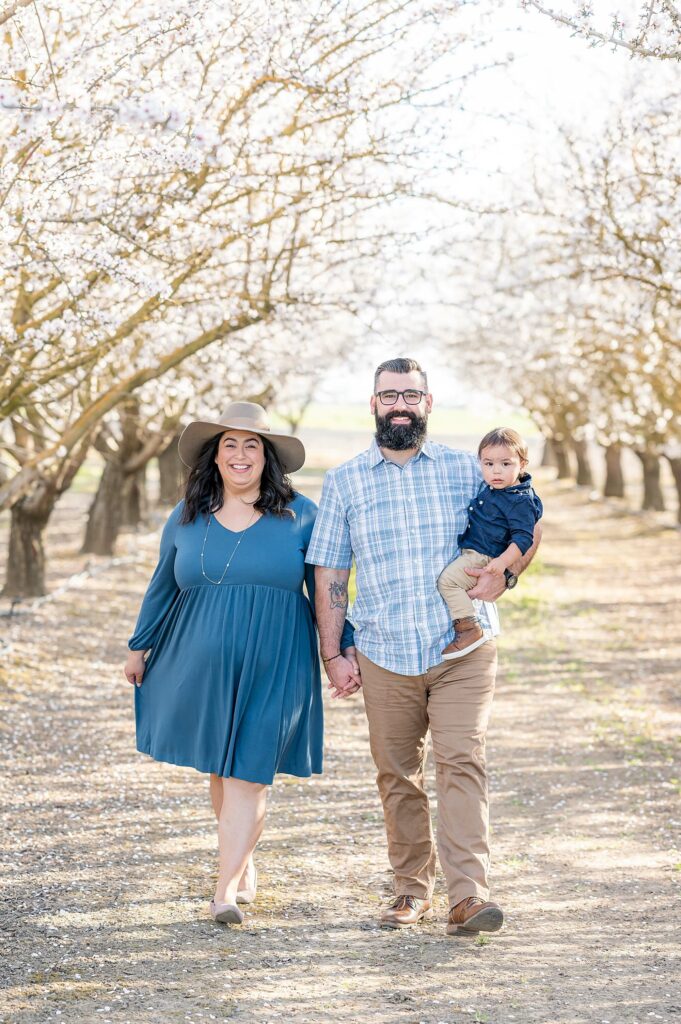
{"left": 124, "top": 650, "right": 147, "bottom": 687}
{"left": 325, "top": 646, "right": 362, "bottom": 699}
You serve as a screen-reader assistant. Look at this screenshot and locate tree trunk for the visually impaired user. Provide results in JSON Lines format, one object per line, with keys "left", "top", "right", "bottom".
{"left": 121, "top": 465, "right": 147, "bottom": 528}
{"left": 664, "top": 456, "right": 681, "bottom": 525}
{"left": 540, "top": 438, "right": 556, "bottom": 467}
{"left": 2, "top": 483, "right": 57, "bottom": 598}
{"left": 571, "top": 438, "right": 594, "bottom": 487}
{"left": 81, "top": 460, "right": 125, "bottom": 555}
{"left": 157, "top": 433, "right": 185, "bottom": 505}
{"left": 82, "top": 402, "right": 160, "bottom": 555}
{"left": 553, "top": 438, "right": 572, "bottom": 479}
{"left": 634, "top": 450, "right": 665, "bottom": 511}
{"left": 83, "top": 456, "right": 155, "bottom": 555}
{"left": 603, "top": 443, "right": 625, "bottom": 498}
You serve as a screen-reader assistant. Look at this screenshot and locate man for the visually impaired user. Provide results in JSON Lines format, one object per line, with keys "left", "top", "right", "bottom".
{"left": 305, "top": 358, "right": 541, "bottom": 935}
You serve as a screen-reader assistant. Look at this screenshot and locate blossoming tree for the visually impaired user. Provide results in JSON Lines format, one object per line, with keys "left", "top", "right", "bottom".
{"left": 448, "top": 80, "right": 681, "bottom": 516}
{"left": 522, "top": 0, "right": 681, "bottom": 60}
{"left": 0, "top": 0, "right": 486, "bottom": 595}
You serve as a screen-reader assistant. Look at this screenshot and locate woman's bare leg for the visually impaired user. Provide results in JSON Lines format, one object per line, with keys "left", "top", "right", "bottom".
{"left": 214, "top": 777, "right": 267, "bottom": 905}
{"left": 209, "top": 773, "right": 223, "bottom": 819}
{"left": 209, "top": 774, "right": 257, "bottom": 892}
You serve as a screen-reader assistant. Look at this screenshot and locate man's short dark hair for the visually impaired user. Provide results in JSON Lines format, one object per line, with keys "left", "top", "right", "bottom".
{"left": 374, "top": 358, "right": 428, "bottom": 393}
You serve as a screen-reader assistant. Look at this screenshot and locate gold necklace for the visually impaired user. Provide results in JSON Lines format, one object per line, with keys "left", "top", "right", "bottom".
{"left": 200, "top": 508, "right": 257, "bottom": 584}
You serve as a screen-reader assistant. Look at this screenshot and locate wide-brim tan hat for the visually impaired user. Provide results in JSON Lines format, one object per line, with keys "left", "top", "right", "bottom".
{"left": 178, "top": 401, "right": 305, "bottom": 474}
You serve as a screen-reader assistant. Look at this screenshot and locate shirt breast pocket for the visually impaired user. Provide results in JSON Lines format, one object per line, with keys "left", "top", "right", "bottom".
{"left": 475, "top": 497, "right": 506, "bottom": 524}
{"left": 347, "top": 494, "right": 397, "bottom": 558}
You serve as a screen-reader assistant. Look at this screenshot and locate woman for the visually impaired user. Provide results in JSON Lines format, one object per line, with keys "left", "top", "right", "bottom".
{"left": 123, "top": 401, "right": 357, "bottom": 924}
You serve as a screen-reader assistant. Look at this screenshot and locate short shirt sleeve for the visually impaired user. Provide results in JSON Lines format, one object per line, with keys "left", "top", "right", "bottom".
{"left": 305, "top": 471, "right": 353, "bottom": 570}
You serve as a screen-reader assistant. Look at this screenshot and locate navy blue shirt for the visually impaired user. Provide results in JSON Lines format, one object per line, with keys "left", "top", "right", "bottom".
{"left": 458, "top": 472, "right": 543, "bottom": 558}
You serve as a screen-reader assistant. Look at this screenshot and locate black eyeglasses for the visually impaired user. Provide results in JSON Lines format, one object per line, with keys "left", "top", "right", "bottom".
{"left": 375, "top": 389, "right": 427, "bottom": 406}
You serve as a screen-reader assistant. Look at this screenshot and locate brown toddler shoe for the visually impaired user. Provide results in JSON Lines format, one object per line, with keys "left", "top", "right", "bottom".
{"left": 442, "top": 617, "right": 486, "bottom": 660}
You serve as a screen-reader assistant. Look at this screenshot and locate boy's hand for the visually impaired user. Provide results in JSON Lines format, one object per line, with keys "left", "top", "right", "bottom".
{"left": 485, "top": 557, "right": 506, "bottom": 577}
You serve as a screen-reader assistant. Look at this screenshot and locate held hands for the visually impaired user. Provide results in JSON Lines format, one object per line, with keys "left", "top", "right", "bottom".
{"left": 124, "top": 650, "right": 147, "bottom": 687}
{"left": 324, "top": 645, "right": 362, "bottom": 699}
{"left": 465, "top": 566, "right": 506, "bottom": 601}
{"left": 484, "top": 557, "right": 506, "bottom": 577}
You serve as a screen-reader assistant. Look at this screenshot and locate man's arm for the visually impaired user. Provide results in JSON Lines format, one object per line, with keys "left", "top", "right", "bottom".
{"left": 466, "top": 521, "right": 543, "bottom": 601}
{"left": 314, "top": 566, "right": 361, "bottom": 698}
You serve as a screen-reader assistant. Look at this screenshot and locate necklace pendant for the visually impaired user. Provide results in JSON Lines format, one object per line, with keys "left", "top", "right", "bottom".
{"left": 200, "top": 509, "right": 257, "bottom": 585}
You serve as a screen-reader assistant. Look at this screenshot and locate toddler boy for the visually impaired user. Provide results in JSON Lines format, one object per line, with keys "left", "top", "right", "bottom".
{"left": 438, "top": 427, "right": 543, "bottom": 659}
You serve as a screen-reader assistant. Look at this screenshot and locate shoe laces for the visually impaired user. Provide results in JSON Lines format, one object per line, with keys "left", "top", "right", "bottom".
{"left": 390, "top": 895, "right": 418, "bottom": 911}
{"left": 450, "top": 896, "right": 484, "bottom": 918}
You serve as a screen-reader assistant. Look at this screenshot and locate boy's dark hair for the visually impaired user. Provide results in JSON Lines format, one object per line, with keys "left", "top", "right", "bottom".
{"left": 478, "top": 427, "right": 528, "bottom": 463}
{"left": 374, "top": 358, "right": 428, "bottom": 392}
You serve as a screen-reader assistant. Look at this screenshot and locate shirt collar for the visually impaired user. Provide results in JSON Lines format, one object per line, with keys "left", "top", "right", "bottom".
{"left": 368, "top": 437, "right": 438, "bottom": 467}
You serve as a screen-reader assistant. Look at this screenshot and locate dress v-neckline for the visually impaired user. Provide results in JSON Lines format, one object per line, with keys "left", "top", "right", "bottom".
{"left": 211, "top": 512, "right": 264, "bottom": 536}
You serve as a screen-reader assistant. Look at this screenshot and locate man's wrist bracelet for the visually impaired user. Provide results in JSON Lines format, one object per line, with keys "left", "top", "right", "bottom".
{"left": 322, "top": 653, "right": 342, "bottom": 664}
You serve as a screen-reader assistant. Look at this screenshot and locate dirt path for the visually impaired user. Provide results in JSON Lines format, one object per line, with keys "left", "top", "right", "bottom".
{"left": 1, "top": 477, "right": 679, "bottom": 1024}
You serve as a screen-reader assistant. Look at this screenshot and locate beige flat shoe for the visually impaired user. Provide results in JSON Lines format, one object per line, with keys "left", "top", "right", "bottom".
{"left": 210, "top": 900, "right": 244, "bottom": 925}
{"left": 236, "top": 866, "right": 258, "bottom": 905}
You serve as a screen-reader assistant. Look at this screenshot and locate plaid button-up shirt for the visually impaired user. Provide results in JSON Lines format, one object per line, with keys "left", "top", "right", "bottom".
{"left": 306, "top": 438, "right": 500, "bottom": 676}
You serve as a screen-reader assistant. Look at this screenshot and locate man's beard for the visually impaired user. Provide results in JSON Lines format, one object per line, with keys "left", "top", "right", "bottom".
{"left": 375, "top": 409, "right": 428, "bottom": 451}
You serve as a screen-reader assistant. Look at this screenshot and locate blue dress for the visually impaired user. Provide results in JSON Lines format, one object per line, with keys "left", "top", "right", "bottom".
{"left": 128, "top": 493, "right": 353, "bottom": 785}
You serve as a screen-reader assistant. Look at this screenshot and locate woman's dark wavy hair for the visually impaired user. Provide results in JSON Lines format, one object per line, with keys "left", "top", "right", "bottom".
{"left": 180, "top": 432, "right": 296, "bottom": 524}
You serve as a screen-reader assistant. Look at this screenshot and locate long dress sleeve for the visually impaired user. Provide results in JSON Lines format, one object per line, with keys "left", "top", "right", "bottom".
{"left": 300, "top": 496, "right": 355, "bottom": 650}
{"left": 128, "top": 503, "right": 183, "bottom": 651}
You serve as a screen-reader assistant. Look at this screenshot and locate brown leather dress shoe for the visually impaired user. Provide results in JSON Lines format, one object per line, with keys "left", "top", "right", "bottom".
{"left": 380, "top": 895, "right": 433, "bottom": 929}
{"left": 446, "top": 896, "right": 503, "bottom": 935}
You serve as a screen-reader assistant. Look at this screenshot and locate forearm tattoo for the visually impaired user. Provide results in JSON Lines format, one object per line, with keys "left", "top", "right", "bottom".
{"left": 328, "top": 580, "right": 348, "bottom": 611}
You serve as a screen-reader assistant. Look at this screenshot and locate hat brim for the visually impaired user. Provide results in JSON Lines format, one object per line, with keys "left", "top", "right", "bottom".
{"left": 178, "top": 420, "right": 306, "bottom": 474}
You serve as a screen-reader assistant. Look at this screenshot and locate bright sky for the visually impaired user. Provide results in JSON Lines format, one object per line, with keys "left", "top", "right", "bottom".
{"left": 316, "top": 0, "right": 665, "bottom": 413}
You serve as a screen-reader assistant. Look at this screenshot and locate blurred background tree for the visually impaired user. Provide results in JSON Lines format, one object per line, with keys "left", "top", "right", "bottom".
{"left": 444, "top": 75, "right": 680, "bottom": 518}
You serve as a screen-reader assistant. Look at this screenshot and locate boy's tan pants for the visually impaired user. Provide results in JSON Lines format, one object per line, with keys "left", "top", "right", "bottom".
{"left": 357, "top": 642, "right": 498, "bottom": 908}
{"left": 437, "top": 548, "right": 491, "bottom": 621}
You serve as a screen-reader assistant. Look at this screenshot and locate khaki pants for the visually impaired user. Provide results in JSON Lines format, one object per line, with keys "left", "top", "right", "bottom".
{"left": 438, "top": 548, "right": 492, "bottom": 621}
{"left": 357, "top": 642, "right": 497, "bottom": 908}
